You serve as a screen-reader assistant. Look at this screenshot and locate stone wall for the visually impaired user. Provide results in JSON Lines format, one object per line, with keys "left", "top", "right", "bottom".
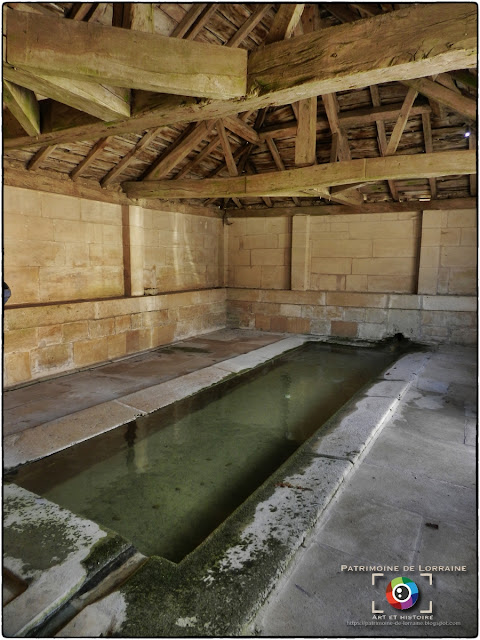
{"left": 227, "top": 289, "right": 477, "bottom": 345}
{"left": 226, "top": 207, "right": 477, "bottom": 345}
{"left": 4, "top": 187, "right": 124, "bottom": 305}
{"left": 4, "top": 289, "right": 226, "bottom": 387}
{"left": 226, "top": 217, "right": 291, "bottom": 289}
{"left": 143, "top": 208, "right": 224, "bottom": 294}
{"left": 308, "top": 211, "right": 421, "bottom": 293}
{"left": 3, "top": 186, "right": 226, "bottom": 387}
{"left": 418, "top": 209, "right": 477, "bottom": 295}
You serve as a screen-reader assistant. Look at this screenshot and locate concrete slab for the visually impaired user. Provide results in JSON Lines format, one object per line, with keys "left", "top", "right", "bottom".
{"left": 3, "top": 484, "right": 132, "bottom": 637}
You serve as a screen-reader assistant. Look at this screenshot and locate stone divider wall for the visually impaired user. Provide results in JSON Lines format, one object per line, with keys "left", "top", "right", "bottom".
{"left": 226, "top": 289, "right": 477, "bottom": 346}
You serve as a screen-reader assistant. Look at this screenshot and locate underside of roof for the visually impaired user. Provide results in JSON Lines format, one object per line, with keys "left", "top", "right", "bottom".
{"left": 3, "top": 2, "right": 477, "bottom": 213}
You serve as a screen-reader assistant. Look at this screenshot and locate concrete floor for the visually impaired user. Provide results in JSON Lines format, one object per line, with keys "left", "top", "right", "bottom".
{"left": 250, "top": 344, "right": 477, "bottom": 637}
{"left": 3, "top": 332, "right": 477, "bottom": 637}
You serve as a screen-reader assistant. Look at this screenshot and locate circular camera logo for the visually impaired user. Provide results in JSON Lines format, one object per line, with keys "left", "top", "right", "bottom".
{"left": 386, "top": 577, "right": 419, "bottom": 610}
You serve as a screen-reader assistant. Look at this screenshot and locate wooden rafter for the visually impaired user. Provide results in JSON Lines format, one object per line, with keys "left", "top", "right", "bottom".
{"left": 225, "top": 4, "right": 273, "bottom": 47}
{"left": 27, "top": 145, "right": 57, "bottom": 171}
{"left": 370, "top": 85, "right": 399, "bottom": 201}
{"left": 143, "top": 121, "right": 215, "bottom": 180}
{"left": 122, "top": 150, "right": 476, "bottom": 199}
{"left": 421, "top": 112, "right": 437, "bottom": 199}
{"left": 185, "top": 4, "right": 218, "bottom": 41}
{"left": 5, "top": 4, "right": 476, "bottom": 151}
{"left": 101, "top": 129, "right": 163, "bottom": 187}
{"left": 263, "top": 136, "right": 300, "bottom": 206}
{"left": 294, "top": 7, "right": 318, "bottom": 168}
{"left": 171, "top": 4, "right": 207, "bottom": 38}
{"left": 468, "top": 132, "right": 477, "bottom": 196}
{"left": 265, "top": 4, "right": 305, "bottom": 44}
{"left": 384, "top": 87, "right": 418, "bottom": 155}
{"left": 403, "top": 77, "right": 476, "bottom": 120}
{"left": 71, "top": 137, "right": 111, "bottom": 182}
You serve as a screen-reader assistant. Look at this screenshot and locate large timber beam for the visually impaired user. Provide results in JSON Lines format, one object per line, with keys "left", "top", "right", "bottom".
{"left": 5, "top": 3, "right": 476, "bottom": 150}
{"left": 3, "top": 79, "right": 40, "bottom": 136}
{"left": 248, "top": 3, "right": 476, "bottom": 105}
{"left": 122, "top": 150, "right": 476, "bottom": 199}
{"left": 7, "top": 11, "right": 247, "bottom": 100}
{"left": 3, "top": 64, "right": 130, "bottom": 122}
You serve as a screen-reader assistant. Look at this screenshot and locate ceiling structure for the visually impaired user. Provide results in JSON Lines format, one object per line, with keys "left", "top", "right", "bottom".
{"left": 3, "top": 2, "right": 477, "bottom": 214}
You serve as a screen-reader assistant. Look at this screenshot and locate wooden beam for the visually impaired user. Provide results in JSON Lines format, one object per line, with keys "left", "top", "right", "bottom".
{"left": 174, "top": 136, "right": 221, "bottom": 180}
{"left": 468, "top": 132, "right": 477, "bottom": 197}
{"left": 324, "top": 3, "right": 359, "bottom": 24}
{"left": 295, "top": 97, "right": 317, "bottom": 166}
{"left": 101, "top": 128, "right": 163, "bottom": 187}
{"left": 249, "top": 4, "right": 477, "bottom": 104}
{"left": 338, "top": 102, "right": 431, "bottom": 128}
{"left": 121, "top": 3, "right": 155, "bottom": 32}
{"left": 227, "top": 197, "right": 477, "bottom": 217}
{"left": 265, "top": 136, "right": 301, "bottom": 206}
{"left": 27, "top": 145, "right": 57, "bottom": 171}
{"left": 7, "top": 11, "right": 247, "bottom": 100}
{"left": 3, "top": 64, "right": 130, "bottom": 122}
{"left": 71, "top": 137, "right": 111, "bottom": 181}
{"left": 3, "top": 79, "right": 40, "bottom": 136}
{"left": 144, "top": 121, "right": 215, "bottom": 180}
{"left": 226, "top": 4, "right": 273, "bottom": 47}
{"left": 171, "top": 4, "right": 207, "bottom": 38}
{"left": 421, "top": 112, "right": 437, "bottom": 199}
{"left": 294, "top": 7, "right": 318, "bottom": 168}
{"left": 265, "top": 4, "right": 305, "bottom": 43}
{"left": 246, "top": 162, "right": 272, "bottom": 208}
{"left": 384, "top": 87, "right": 418, "bottom": 155}
{"left": 370, "top": 85, "right": 399, "bottom": 201}
{"left": 185, "top": 4, "right": 217, "bottom": 40}
{"left": 5, "top": 4, "right": 476, "bottom": 150}
{"left": 68, "top": 3, "right": 93, "bottom": 20}
{"left": 122, "top": 151, "right": 476, "bottom": 199}
{"left": 217, "top": 120, "right": 239, "bottom": 177}
{"left": 322, "top": 93, "right": 351, "bottom": 161}
{"left": 323, "top": 187, "right": 365, "bottom": 206}
{"left": 403, "top": 77, "right": 476, "bottom": 120}
{"left": 223, "top": 116, "right": 260, "bottom": 145}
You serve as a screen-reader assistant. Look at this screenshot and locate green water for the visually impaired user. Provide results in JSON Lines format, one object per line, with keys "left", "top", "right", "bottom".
{"left": 9, "top": 342, "right": 396, "bottom": 563}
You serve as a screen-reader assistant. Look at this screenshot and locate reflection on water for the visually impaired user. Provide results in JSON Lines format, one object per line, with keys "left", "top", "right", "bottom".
{"left": 10, "top": 343, "right": 396, "bottom": 563}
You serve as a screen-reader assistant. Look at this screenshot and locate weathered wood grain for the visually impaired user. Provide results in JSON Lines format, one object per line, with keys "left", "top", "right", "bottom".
{"left": 7, "top": 11, "right": 247, "bottom": 99}
{"left": 123, "top": 150, "right": 476, "bottom": 199}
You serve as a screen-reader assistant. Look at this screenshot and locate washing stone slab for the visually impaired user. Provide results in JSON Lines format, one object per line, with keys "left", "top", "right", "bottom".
{"left": 381, "top": 351, "right": 431, "bottom": 381}
{"left": 56, "top": 449, "right": 352, "bottom": 638}
{"left": 214, "top": 336, "right": 308, "bottom": 373}
{"left": 3, "top": 400, "right": 144, "bottom": 470}
{"left": 309, "top": 395, "right": 400, "bottom": 462}
{"left": 3, "top": 484, "right": 134, "bottom": 637}
{"left": 4, "top": 337, "right": 309, "bottom": 472}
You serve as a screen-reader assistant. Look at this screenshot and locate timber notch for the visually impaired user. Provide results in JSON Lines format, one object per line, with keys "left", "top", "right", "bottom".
{"left": 2, "top": 2, "right": 477, "bottom": 215}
